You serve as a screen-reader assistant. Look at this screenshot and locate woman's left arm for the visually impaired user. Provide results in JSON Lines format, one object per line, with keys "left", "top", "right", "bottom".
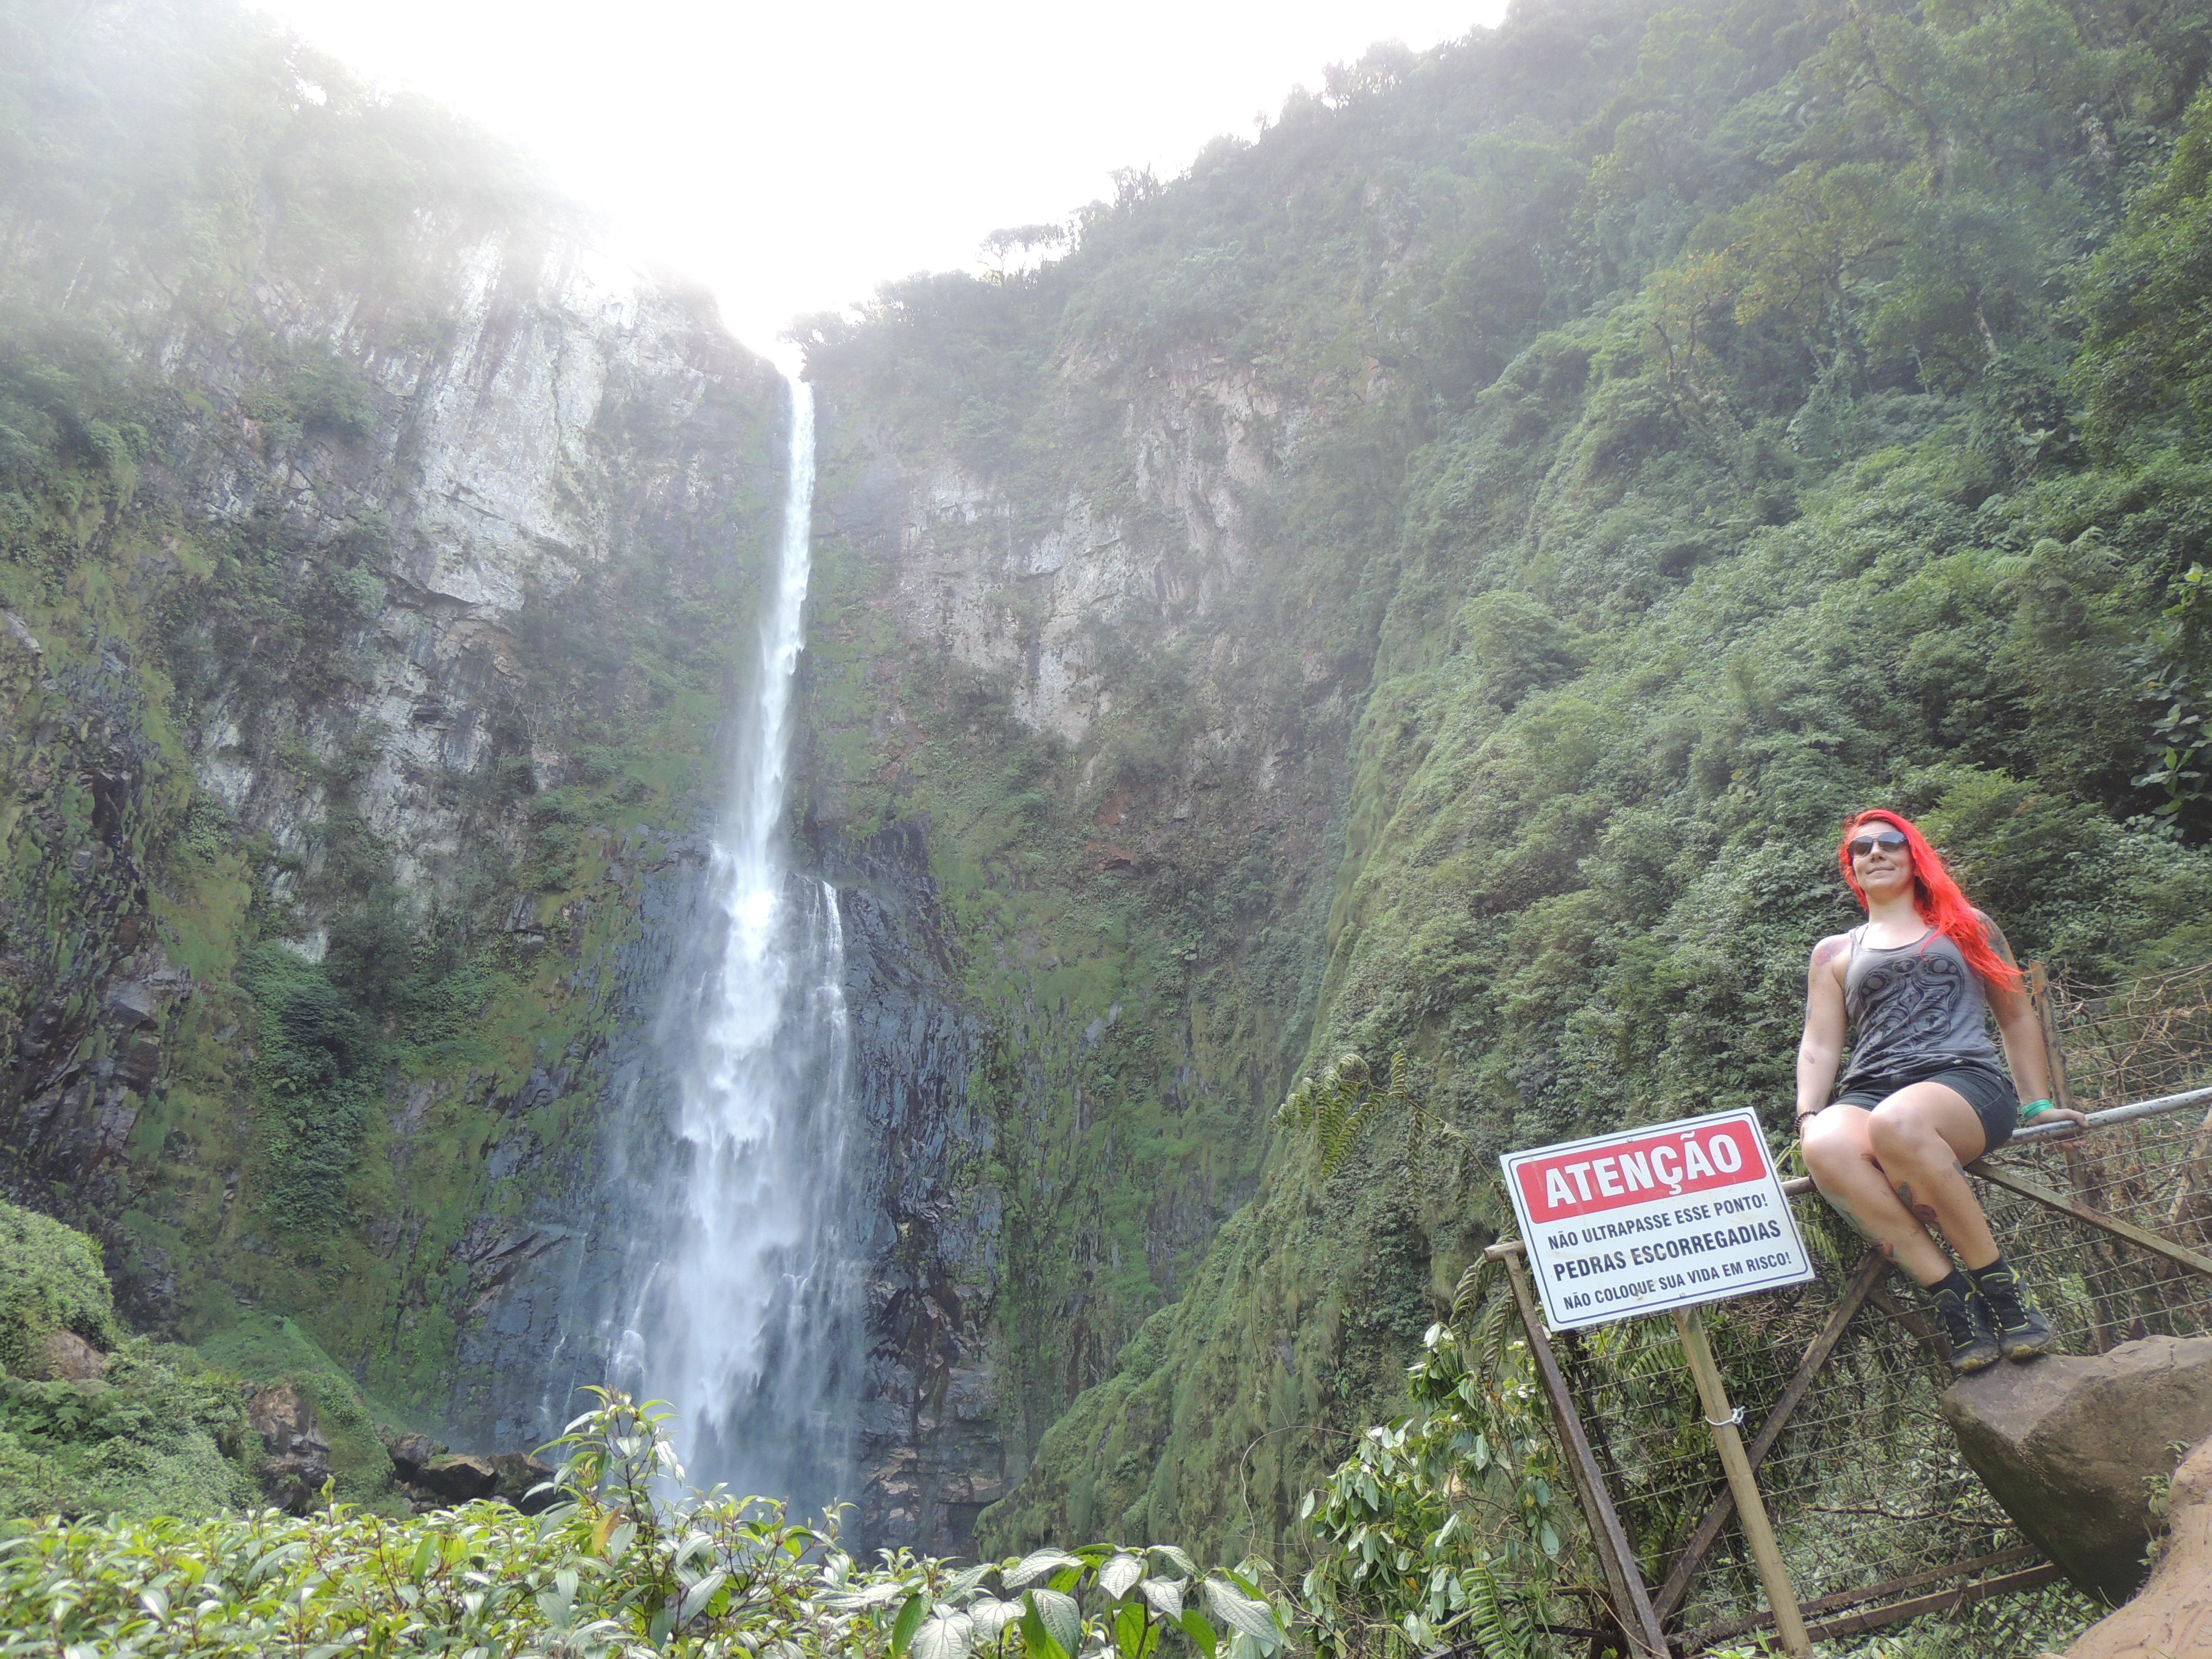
{"left": 1982, "top": 914, "right": 2086, "bottom": 1126}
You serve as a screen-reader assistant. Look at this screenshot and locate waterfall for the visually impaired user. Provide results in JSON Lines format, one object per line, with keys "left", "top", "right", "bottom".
{"left": 630, "top": 376, "right": 861, "bottom": 1507}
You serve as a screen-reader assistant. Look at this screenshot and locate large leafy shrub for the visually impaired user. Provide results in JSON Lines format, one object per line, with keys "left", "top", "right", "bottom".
{"left": 0, "top": 1391, "right": 1290, "bottom": 1659}
{"left": 0, "top": 1340, "right": 259, "bottom": 1522}
{"left": 0, "top": 1202, "right": 118, "bottom": 1375}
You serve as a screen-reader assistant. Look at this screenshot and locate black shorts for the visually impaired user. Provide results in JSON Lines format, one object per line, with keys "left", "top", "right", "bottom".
{"left": 1831, "top": 1057, "right": 2019, "bottom": 1155}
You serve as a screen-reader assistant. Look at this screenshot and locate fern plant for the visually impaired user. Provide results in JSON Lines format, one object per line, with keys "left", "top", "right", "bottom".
{"left": 1295, "top": 1280, "right": 1588, "bottom": 1659}
{"left": 1275, "top": 1051, "right": 1464, "bottom": 1175}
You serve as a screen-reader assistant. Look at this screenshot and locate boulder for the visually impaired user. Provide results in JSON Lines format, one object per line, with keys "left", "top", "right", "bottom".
{"left": 386, "top": 1431, "right": 437, "bottom": 1481}
{"left": 244, "top": 1381, "right": 317, "bottom": 1455}
{"left": 27, "top": 1329, "right": 107, "bottom": 1382}
{"left": 2062, "top": 1434, "right": 2212, "bottom": 1658}
{"left": 416, "top": 1453, "right": 499, "bottom": 1503}
{"left": 244, "top": 1381, "right": 331, "bottom": 1513}
{"left": 1941, "top": 1334, "right": 2212, "bottom": 1602}
{"left": 261, "top": 1450, "right": 333, "bottom": 1513}
{"left": 490, "top": 1451, "right": 559, "bottom": 1514}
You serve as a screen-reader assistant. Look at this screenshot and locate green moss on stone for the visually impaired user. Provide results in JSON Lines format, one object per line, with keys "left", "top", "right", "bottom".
{"left": 0, "top": 1203, "right": 119, "bottom": 1374}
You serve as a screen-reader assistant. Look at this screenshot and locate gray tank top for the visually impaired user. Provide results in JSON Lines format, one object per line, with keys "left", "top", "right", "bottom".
{"left": 1837, "top": 925, "right": 2000, "bottom": 1090}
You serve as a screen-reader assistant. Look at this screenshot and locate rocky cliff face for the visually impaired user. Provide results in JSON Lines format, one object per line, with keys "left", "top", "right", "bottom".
{"left": 0, "top": 216, "right": 793, "bottom": 1416}
{"left": 0, "top": 0, "right": 1587, "bottom": 1559}
{"left": 865, "top": 347, "right": 1297, "bottom": 751}
{"left": 792, "top": 290, "right": 1404, "bottom": 1551}
{"left": 0, "top": 3, "right": 1099, "bottom": 1545}
{"left": 826, "top": 820, "right": 998, "bottom": 1554}
{"left": 0, "top": 0, "right": 810, "bottom": 1458}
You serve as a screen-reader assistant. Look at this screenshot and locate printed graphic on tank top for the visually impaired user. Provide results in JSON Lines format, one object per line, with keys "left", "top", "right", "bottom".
{"left": 1837, "top": 925, "right": 2000, "bottom": 1093}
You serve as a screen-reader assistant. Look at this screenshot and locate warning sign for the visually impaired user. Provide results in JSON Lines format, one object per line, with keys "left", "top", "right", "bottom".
{"left": 1501, "top": 1108, "right": 1815, "bottom": 1331}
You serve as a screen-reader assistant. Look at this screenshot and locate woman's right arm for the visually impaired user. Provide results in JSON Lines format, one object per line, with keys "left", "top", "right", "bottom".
{"left": 1796, "top": 936, "right": 1849, "bottom": 1126}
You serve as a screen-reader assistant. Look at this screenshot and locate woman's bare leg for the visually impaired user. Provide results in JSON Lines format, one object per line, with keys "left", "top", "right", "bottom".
{"left": 1801, "top": 1104, "right": 1957, "bottom": 1285}
{"left": 1864, "top": 1081, "right": 1998, "bottom": 1270}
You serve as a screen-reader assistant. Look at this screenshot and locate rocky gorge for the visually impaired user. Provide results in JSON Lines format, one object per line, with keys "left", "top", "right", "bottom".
{"left": 12, "top": 0, "right": 2212, "bottom": 1622}
{"left": 0, "top": 0, "right": 1059, "bottom": 1551}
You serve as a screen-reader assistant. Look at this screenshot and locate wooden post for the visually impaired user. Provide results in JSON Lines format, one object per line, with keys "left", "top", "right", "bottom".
{"left": 1498, "top": 1250, "right": 1671, "bottom": 1659}
{"left": 2028, "top": 960, "right": 2121, "bottom": 1348}
{"left": 2165, "top": 1100, "right": 2212, "bottom": 1238}
{"left": 1652, "top": 1248, "right": 1891, "bottom": 1622}
{"left": 2028, "top": 962, "right": 2077, "bottom": 1116}
{"left": 1670, "top": 1304, "right": 1812, "bottom": 1659}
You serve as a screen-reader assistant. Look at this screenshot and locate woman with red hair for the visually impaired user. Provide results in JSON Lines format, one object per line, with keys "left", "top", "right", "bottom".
{"left": 1797, "top": 810, "right": 2085, "bottom": 1373}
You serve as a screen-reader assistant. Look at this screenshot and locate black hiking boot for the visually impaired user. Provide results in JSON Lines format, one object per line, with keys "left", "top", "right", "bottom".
{"left": 1926, "top": 1276, "right": 2002, "bottom": 1374}
{"left": 1971, "top": 1260, "right": 2059, "bottom": 1362}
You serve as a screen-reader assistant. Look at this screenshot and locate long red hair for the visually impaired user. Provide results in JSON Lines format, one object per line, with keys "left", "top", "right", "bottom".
{"left": 1838, "top": 810, "right": 2021, "bottom": 993}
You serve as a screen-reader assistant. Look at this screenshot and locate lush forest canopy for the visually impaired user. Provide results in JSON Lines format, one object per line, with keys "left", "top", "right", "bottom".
{"left": 793, "top": 0, "right": 2212, "bottom": 1578}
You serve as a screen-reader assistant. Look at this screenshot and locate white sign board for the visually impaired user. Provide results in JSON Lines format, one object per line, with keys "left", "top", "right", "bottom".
{"left": 1501, "top": 1107, "right": 1816, "bottom": 1332}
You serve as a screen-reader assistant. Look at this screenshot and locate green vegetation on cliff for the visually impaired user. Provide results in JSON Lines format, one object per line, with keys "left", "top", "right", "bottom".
{"left": 0, "top": 1202, "right": 118, "bottom": 1373}
{"left": 0, "top": 1199, "right": 257, "bottom": 1519}
{"left": 0, "top": 1197, "right": 417, "bottom": 1520}
{"left": 0, "top": 1341, "right": 264, "bottom": 1521}
{"left": 796, "top": 0, "right": 2212, "bottom": 1565}
{"left": 0, "top": 0, "right": 783, "bottom": 1429}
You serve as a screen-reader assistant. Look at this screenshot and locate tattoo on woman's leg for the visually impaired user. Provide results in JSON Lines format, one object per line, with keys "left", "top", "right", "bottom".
{"left": 1894, "top": 1179, "right": 1942, "bottom": 1229}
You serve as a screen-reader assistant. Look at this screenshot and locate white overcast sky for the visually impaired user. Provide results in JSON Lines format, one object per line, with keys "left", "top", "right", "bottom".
{"left": 252, "top": 0, "right": 1509, "bottom": 359}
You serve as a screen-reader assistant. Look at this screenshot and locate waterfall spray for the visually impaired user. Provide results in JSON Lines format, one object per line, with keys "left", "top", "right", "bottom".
{"left": 635, "top": 376, "right": 861, "bottom": 1506}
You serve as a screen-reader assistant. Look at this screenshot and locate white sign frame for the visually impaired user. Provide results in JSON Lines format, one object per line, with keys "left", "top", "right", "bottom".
{"left": 1501, "top": 1107, "right": 1815, "bottom": 1332}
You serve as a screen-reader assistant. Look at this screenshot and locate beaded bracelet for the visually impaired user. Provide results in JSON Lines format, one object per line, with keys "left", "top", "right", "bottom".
{"left": 2020, "top": 1097, "right": 2056, "bottom": 1121}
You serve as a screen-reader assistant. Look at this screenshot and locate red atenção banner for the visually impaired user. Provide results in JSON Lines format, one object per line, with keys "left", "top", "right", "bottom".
{"left": 1510, "top": 1118, "right": 1769, "bottom": 1221}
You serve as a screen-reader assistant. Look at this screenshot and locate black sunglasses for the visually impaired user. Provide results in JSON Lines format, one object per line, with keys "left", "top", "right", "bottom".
{"left": 1847, "top": 830, "right": 1909, "bottom": 858}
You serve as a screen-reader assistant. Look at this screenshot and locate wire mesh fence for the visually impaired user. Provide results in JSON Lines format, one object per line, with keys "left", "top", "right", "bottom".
{"left": 1507, "top": 959, "right": 2212, "bottom": 1655}
{"left": 1993, "top": 963, "right": 2212, "bottom": 1351}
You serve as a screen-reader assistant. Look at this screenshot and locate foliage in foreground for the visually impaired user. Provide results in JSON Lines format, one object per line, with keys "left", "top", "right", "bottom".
{"left": 0, "top": 1255, "right": 2106, "bottom": 1659}
{"left": 0, "top": 1390, "right": 1288, "bottom": 1659}
{"left": 1293, "top": 1241, "right": 2104, "bottom": 1659}
{"left": 1298, "top": 1296, "right": 1572, "bottom": 1655}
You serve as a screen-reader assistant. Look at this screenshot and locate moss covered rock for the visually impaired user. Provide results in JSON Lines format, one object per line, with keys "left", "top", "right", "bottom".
{"left": 0, "top": 1202, "right": 118, "bottom": 1378}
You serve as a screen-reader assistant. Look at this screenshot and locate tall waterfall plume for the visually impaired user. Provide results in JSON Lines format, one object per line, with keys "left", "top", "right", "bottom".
{"left": 634, "top": 376, "right": 861, "bottom": 1506}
